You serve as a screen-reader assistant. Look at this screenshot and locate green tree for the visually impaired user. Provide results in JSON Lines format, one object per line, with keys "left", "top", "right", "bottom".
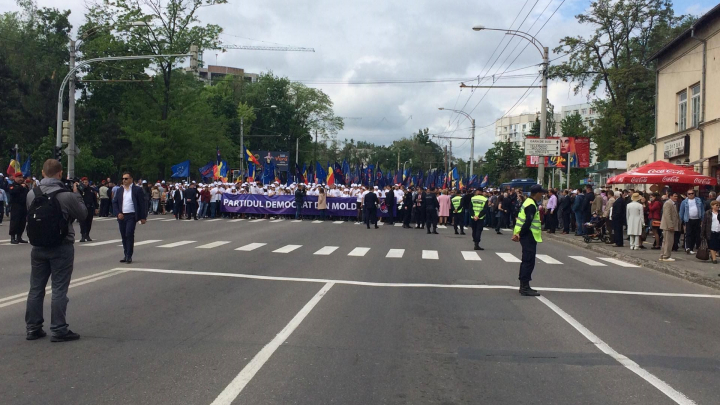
{"left": 560, "top": 112, "right": 588, "bottom": 138}
{"left": 482, "top": 142, "right": 525, "bottom": 184}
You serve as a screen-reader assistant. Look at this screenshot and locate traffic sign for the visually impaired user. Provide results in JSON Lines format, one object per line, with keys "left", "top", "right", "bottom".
{"left": 524, "top": 139, "right": 560, "bottom": 156}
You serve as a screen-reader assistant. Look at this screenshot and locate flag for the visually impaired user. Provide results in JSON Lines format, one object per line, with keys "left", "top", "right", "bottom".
{"left": 480, "top": 174, "right": 489, "bottom": 188}
{"left": 263, "top": 159, "right": 276, "bottom": 184}
{"left": 451, "top": 167, "right": 459, "bottom": 189}
{"left": 468, "top": 174, "right": 478, "bottom": 188}
{"left": 171, "top": 160, "right": 190, "bottom": 178}
{"left": 333, "top": 162, "right": 345, "bottom": 186}
{"left": 365, "top": 165, "right": 374, "bottom": 186}
{"left": 459, "top": 177, "right": 465, "bottom": 189}
{"left": 302, "top": 163, "right": 308, "bottom": 184}
{"left": 245, "top": 146, "right": 261, "bottom": 166}
{"left": 342, "top": 160, "right": 350, "bottom": 185}
{"left": 326, "top": 162, "right": 335, "bottom": 185}
{"left": 316, "top": 162, "right": 326, "bottom": 185}
{"left": 247, "top": 162, "right": 255, "bottom": 182}
{"left": 21, "top": 155, "right": 31, "bottom": 178}
{"left": 199, "top": 161, "right": 214, "bottom": 180}
{"left": 6, "top": 152, "right": 21, "bottom": 177}
{"left": 295, "top": 163, "right": 305, "bottom": 184}
{"left": 375, "top": 167, "right": 384, "bottom": 188}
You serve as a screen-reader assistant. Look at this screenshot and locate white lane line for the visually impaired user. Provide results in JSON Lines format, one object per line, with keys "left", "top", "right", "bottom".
{"left": 235, "top": 243, "right": 266, "bottom": 251}
{"left": 93, "top": 218, "right": 114, "bottom": 222}
{"left": 386, "top": 249, "right": 405, "bottom": 258}
{"left": 1, "top": 270, "right": 128, "bottom": 309}
{"left": 537, "top": 296, "right": 696, "bottom": 405}
{"left": 0, "top": 269, "right": 121, "bottom": 304}
{"left": 570, "top": 256, "right": 607, "bottom": 267}
{"left": 196, "top": 241, "right": 231, "bottom": 249}
{"left": 157, "top": 240, "right": 196, "bottom": 248}
{"left": 210, "top": 282, "right": 334, "bottom": 405}
{"left": 314, "top": 246, "right": 339, "bottom": 256}
{"left": 270, "top": 219, "right": 284, "bottom": 223}
{"left": 0, "top": 239, "right": 11, "bottom": 243}
{"left": 312, "top": 220, "right": 323, "bottom": 224}
{"left": 292, "top": 220, "right": 303, "bottom": 223}
{"left": 205, "top": 219, "right": 222, "bottom": 222}
{"left": 161, "top": 219, "right": 175, "bottom": 222}
{"left": 117, "top": 239, "right": 162, "bottom": 247}
{"left": 461, "top": 251, "right": 482, "bottom": 261}
{"left": 333, "top": 221, "right": 344, "bottom": 224}
{"left": 497, "top": 253, "right": 521, "bottom": 263}
{"left": 250, "top": 219, "right": 266, "bottom": 223}
{"left": 81, "top": 239, "right": 122, "bottom": 247}
{"left": 597, "top": 257, "right": 639, "bottom": 267}
{"left": 229, "top": 219, "right": 245, "bottom": 223}
{"left": 122, "top": 268, "right": 720, "bottom": 299}
{"left": 537, "top": 254, "right": 563, "bottom": 264}
{"left": 422, "top": 250, "right": 439, "bottom": 260}
{"left": 348, "top": 247, "right": 370, "bottom": 257}
{"left": 273, "top": 244, "right": 302, "bottom": 254}
{"left": 145, "top": 218, "right": 163, "bottom": 221}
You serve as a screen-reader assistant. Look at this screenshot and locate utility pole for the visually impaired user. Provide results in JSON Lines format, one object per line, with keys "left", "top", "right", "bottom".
{"left": 67, "top": 39, "right": 77, "bottom": 179}
{"left": 240, "top": 116, "right": 244, "bottom": 180}
{"left": 314, "top": 129, "right": 318, "bottom": 164}
{"left": 444, "top": 145, "right": 448, "bottom": 180}
{"left": 469, "top": 118, "right": 475, "bottom": 177}
{"left": 537, "top": 46, "right": 549, "bottom": 188}
{"left": 295, "top": 137, "right": 299, "bottom": 168}
{"left": 397, "top": 150, "right": 400, "bottom": 172}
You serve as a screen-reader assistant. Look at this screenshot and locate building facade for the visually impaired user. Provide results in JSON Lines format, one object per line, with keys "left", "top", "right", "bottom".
{"left": 186, "top": 65, "right": 260, "bottom": 85}
{"left": 560, "top": 103, "right": 600, "bottom": 129}
{"left": 626, "top": 5, "right": 720, "bottom": 183}
{"left": 494, "top": 113, "right": 562, "bottom": 145}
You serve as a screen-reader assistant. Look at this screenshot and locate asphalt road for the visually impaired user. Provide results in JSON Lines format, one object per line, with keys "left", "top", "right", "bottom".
{"left": 1, "top": 215, "right": 719, "bottom": 405}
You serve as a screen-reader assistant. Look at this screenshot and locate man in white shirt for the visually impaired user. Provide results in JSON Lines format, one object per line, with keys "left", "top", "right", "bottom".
{"left": 111, "top": 171, "right": 147, "bottom": 264}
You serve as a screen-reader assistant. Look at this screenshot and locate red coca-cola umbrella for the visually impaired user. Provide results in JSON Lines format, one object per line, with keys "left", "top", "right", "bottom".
{"left": 607, "top": 161, "right": 716, "bottom": 186}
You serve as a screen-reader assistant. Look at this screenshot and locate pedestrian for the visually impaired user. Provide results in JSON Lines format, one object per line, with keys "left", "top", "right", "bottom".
{"left": 512, "top": 184, "right": 545, "bottom": 296}
{"left": 24, "top": 159, "right": 87, "bottom": 342}
{"left": 437, "top": 190, "right": 450, "bottom": 225}
{"left": 470, "top": 188, "right": 488, "bottom": 250}
{"left": 0, "top": 184, "right": 6, "bottom": 226}
{"left": 294, "top": 184, "right": 306, "bottom": 220}
{"left": 679, "top": 188, "right": 703, "bottom": 254}
{"left": 626, "top": 193, "right": 645, "bottom": 250}
{"left": 611, "top": 191, "right": 626, "bottom": 247}
{"left": 111, "top": 172, "right": 147, "bottom": 264}
{"left": 385, "top": 186, "right": 395, "bottom": 225}
{"left": 572, "top": 189, "right": 585, "bottom": 236}
{"left": 363, "top": 187, "right": 379, "bottom": 229}
{"left": 185, "top": 182, "right": 199, "bottom": 220}
{"left": 98, "top": 180, "right": 110, "bottom": 217}
{"left": 78, "top": 177, "right": 98, "bottom": 242}
{"left": 402, "top": 187, "right": 413, "bottom": 228}
{"left": 546, "top": 189, "right": 557, "bottom": 233}
{"left": 424, "top": 187, "right": 439, "bottom": 234}
{"left": 151, "top": 185, "right": 160, "bottom": 214}
{"left": 317, "top": 187, "right": 327, "bottom": 220}
{"left": 660, "top": 193, "right": 680, "bottom": 262}
{"left": 701, "top": 200, "right": 720, "bottom": 264}
{"left": 8, "top": 172, "right": 29, "bottom": 244}
{"left": 647, "top": 193, "right": 662, "bottom": 249}
{"left": 172, "top": 185, "right": 184, "bottom": 220}
{"left": 198, "top": 185, "right": 210, "bottom": 218}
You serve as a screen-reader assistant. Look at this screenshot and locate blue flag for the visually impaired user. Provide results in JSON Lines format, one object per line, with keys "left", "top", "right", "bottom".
{"left": 315, "top": 162, "right": 326, "bottom": 185}
{"left": 262, "top": 159, "right": 276, "bottom": 185}
{"left": 21, "top": 155, "right": 31, "bottom": 177}
{"left": 171, "top": 160, "right": 190, "bottom": 178}
{"left": 480, "top": 174, "right": 489, "bottom": 188}
{"left": 199, "top": 161, "right": 214, "bottom": 180}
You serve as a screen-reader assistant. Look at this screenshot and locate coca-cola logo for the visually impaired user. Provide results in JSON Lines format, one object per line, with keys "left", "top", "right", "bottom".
{"left": 630, "top": 177, "right": 648, "bottom": 183}
{"left": 694, "top": 178, "right": 712, "bottom": 185}
{"left": 662, "top": 176, "right": 680, "bottom": 182}
{"left": 648, "top": 169, "right": 684, "bottom": 174}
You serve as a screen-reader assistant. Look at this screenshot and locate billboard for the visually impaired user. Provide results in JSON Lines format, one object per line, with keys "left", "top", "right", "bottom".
{"left": 525, "top": 137, "right": 591, "bottom": 168}
{"left": 251, "top": 150, "right": 290, "bottom": 172}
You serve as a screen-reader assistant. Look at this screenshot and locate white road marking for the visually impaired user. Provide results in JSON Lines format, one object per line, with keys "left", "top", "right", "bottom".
{"left": 461, "top": 251, "right": 482, "bottom": 261}
{"left": 93, "top": 218, "right": 114, "bottom": 222}
{"left": 386, "top": 249, "right": 405, "bottom": 258}
{"left": 314, "top": 246, "right": 339, "bottom": 256}
{"left": 273, "top": 244, "right": 302, "bottom": 254}
{"left": 570, "top": 256, "right": 607, "bottom": 266}
{"left": 394, "top": 223, "right": 403, "bottom": 227}
{"left": 250, "top": 219, "right": 265, "bottom": 223}
{"left": 196, "top": 241, "right": 231, "bottom": 249}
{"left": 597, "top": 257, "right": 639, "bottom": 267}
{"left": 157, "top": 240, "right": 196, "bottom": 248}
{"left": 210, "top": 282, "right": 334, "bottom": 405}
{"left": 161, "top": 219, "right": 175, "bottom": 222}
{"left": 229, "top": 219, "right": 245, "bottom": 223}
{"left": 81, "top": 239, "right": 122, "bottom": 247}
{"left": 0, "top": 269, "right": 121, "bottom": 304}
{"left": 145, "top": 218, "right": 163, "bottom": 221}
{"left": 312, "top": 220, "right": 323, "bottom": 224}
{"left": 121, "top": 268, "right": 720, "bottom": 299}
{"left": 292, "top": 220, "right": 303, "bottom": 223}
{"left": 117, "top": 239, "right": 162, "bottom": 247}
{"left": 537, "top": 254, "right": 563, "bottom": 264}
{"left": 348, "top": 247, "right": 370, "bottom": 257}
{"left": 497, "top": 253, "right": 521, "bottom": 263}
{"left": 235, "top": 243, "right": 266, "bottom": 251}
{"left": 0, "top": 270, "right": 128, "bottom": 309}
{"left": 333, "top": 221, "right": 344, "bottom": 224}
{"left": 537, "top": 296, "right": 696, "bottom": 405}
{"left": 422, "top": 250, "right": 439, "bottom": 260}
{"left": 437, "top": 225, "right": 446, "bottom": 229}
{"left": 0, "top": 239, "right": 10, "bottom": 243}
{"left": 270, "top": 219, "right": 284, "bottom": 223}
{"left": 205, "top": 219, "right": 222, "bottom": 222}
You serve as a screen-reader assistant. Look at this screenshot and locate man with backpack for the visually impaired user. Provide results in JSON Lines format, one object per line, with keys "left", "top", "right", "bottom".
{"left": 24, "top": 159, "right": 87, "bottom": 342}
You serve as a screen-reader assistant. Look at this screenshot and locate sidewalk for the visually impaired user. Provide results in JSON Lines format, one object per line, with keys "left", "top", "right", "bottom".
{"left": 545, "top": 230, "right": 720, "bottom": 291}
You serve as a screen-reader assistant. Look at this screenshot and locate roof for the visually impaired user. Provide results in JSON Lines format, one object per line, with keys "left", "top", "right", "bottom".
{"left": 649, "top": 3, "right": 720, "bottom": 62}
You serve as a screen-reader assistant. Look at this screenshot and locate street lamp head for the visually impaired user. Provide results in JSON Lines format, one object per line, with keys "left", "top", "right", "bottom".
{"left": 472, "top": 25, "right": 485, "bottom": 31}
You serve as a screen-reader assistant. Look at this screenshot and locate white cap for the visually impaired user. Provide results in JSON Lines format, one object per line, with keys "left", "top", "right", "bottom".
{"left": 142, "top": 180, "right": 147, "bottom": 184}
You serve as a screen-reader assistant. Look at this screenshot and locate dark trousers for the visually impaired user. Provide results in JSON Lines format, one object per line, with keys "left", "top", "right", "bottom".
{"left": 415, "top": 207, "right": 425, "bottom": 227}
{"left": 453, "top": 212, "right": 465, "bottom": 233}
{"left": 386, "top": 204, "right": 394, "bottom": 224}
{"left": 673, "top": 229, "right": 681, "bottom": 251}
{"left": 118, "top": 213, "right": 137, "bottom": 259}
{"left": 403, "top": 208, "right": 412, "bottom": 227}
{"left": 519, "top": 235, "right": 537, "bottom": 282}
{"left": 295, "top": 203, "right": 303, "bottom": 219}
{"left": 562, "top": 210, "right": 571, "bottom": 233}
{"left": 425, "top": 210, "right": 438, "bottom": 232}
{"left": 685, "top": 219, "right": 701, "bottom": 251}
{"left": 99, "top": 199, "right": 110, "bottom": 217}
{"left": 25, "top": 243, "right": 74, "bottom": 336}
{"left": 0, "top": 202, "right": 3, "bottom": 223}
{"left": 613, "top": 220, "right": 624, "bottom": 246}
{"left": 364, "top": 207, "right": 377, "bottom": 227}
{"left": 173, "top": 202, "right": 184, "bottom": 219}
{"left": 471, "top": 218, "right": 484, "bottom": 243}
{"left": 79, "top": 208, "right": 94, "bottom": 237}
{"left": 9, "top": 209, "right": 26, "bottom": 237}
{"left": 186, "top": 202, "right": 198, "bottom": 219}
{"left": 547, "top": 210, "right": 557, "bottom": 233}
{"left": 495, "top": 212, "right": 506, "bottom": 231}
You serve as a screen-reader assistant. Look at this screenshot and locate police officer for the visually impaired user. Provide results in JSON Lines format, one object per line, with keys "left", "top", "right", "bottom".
{"left": 363, "top": 188, "right": 379, "bottom": 229}
{"left": 470, "top": 188, "right": 489, "bottom": 250}
{"left": 8, "top": 172, "right": 29, "bottom": 244}
{"left": 79, "top": 177, "right": 98, "bottom": 242}
{"left": 424, "top": 187, "right": 439, "bottom": 234}
{"left": 512, "top": 184, "right": 546, "bottom": 296}
{"left": 451, "top": 189, "right": 465, "bottom": 235}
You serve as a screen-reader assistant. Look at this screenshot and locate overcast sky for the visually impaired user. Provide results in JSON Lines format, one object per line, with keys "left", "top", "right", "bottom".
{"left": 1, "top": 0, "right": 714, "bottom": 166}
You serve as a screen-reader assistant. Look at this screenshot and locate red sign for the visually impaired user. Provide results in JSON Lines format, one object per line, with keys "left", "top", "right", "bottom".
{"left": 525, "top": 137, "right": 591, "bottom": 168}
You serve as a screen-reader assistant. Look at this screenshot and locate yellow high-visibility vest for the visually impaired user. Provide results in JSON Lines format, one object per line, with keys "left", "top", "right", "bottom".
{"left": 514, "top": 198, "right": 542, "bottom": 242}
{"left": 471, "top": 195, "right": 488, "bottom": 219}
{"left": 451, "top": 195, "right": 463, "bottom": 213}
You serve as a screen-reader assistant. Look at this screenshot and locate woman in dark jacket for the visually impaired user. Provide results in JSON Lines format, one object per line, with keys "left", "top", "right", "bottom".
{"left": 701, "top": 200, "right": 720, "bottom": 264}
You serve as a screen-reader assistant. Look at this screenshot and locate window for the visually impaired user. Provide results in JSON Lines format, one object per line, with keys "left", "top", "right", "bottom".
{"left": 522, "top": 124, "right": 527, "bottom": 130}
{"left": 589, "top": 108, "right": 595, "bottom": 115}
{"left": 678, "top": 90, "right": 687, "bottom": 131}
{"left": 581, "top": 108, "right": 587, "bottom": 115}
{"left": 691, "top": 84, "right": 700, "bottom": 127}
{"left": 504, "top": 126, "right": 507, "bottom": 132}
{"left": 574, "top": 110, "right": 579, "bottom": 115}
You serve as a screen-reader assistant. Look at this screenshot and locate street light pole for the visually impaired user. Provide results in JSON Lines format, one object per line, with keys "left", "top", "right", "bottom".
{"left": 67, "top": 39, "right": 77, "bottom": 178}
{"left": 437, "top": 107, "right": 475, "bottom": 177}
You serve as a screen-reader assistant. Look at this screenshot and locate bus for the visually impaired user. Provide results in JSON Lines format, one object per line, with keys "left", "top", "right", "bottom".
{"left": 499, "top": 178, "right": 538, "bottom": 195}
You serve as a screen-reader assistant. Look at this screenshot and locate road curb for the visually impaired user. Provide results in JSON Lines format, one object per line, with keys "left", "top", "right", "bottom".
{"left": 545, "top": 233, "right": 720, "bottom": 291}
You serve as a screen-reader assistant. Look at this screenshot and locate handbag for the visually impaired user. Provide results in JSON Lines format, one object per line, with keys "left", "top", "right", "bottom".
{"left": 696, "top": 239, "right": 710, "bottom": 261}
{"left": 652, "top": 220, "right": 661, "bottom": 227}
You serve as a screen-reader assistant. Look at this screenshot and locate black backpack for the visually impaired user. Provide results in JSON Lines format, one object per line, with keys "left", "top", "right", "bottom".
{"left": 26, "top": 187, "right": 69, "bottom": 247}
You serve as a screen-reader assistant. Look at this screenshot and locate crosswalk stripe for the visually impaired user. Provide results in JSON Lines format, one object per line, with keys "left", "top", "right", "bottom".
{"left": 312, "top": 220, "right": 323, "bottom": 224}
{"left": 117, "top": 239, "right": 162, "bottom": 247}
{"left": 196, "top": 241, "right": 231, "bottom": 249}
{"left": 497, "top": 253, "right": 521, "bottom": 263}
{"left": 270, "top": 219, "right": 284, "bottom": 223}
{"left": 235, "top": 243, "right": 266, "bottom": 251}
{"left": 250, "top": 219, "right": 266, "bottom": 223}
{"left": 273, "top": 244, "right": 302, "bottom": 253}
{"left": 81, "top": 239, "right": 122, "bottom": 247}
{"left": 157, "top": 241, "right": 196, "bottom": 248}
{"left": 537, "top": 254, "right": 563, "bottom": 264}
{"left": 461, "top": 251, "right": 482, "bottom": 261}
{"left": 161, "top": 219, "right": 175, "bottom": 222}
{"left": 0, "top": 239, "right": 10, "bottom": 243}
{"left": 348, "top": 247, "right": 370, "bottom": 257}
{"left": 570, "top": 256, "right": 607, "bottom": 266}
{"left": 292, "top": 220, "right": 303, "bottom": 223}
{"left": 333, "top": 221, "right": 344, "bottom": 224}
{"left": 597, "top": 257, "right": 639, "bottom": 267}
{"left": 205, "top": 219, "right": 222, "bottom": 222}
{"left": 394, "top": 223, "right": 403, "bottom": 227}
{"left": 437, "top": 225, "right": 446, "bottom": 229}
{"left": 229, "top": 219, "right": 245, "bottom": 222}
{"left": 422, "top": 250, "right": 439, "bottom": 260}
{"left": 93, "top": 218, "right": 113, "bottom": 222}
{"left": 386, "top": 249, "right": 405, "bottom": 258}
{"left": 314, "top": 246, "right": 339, "bottom": 255}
